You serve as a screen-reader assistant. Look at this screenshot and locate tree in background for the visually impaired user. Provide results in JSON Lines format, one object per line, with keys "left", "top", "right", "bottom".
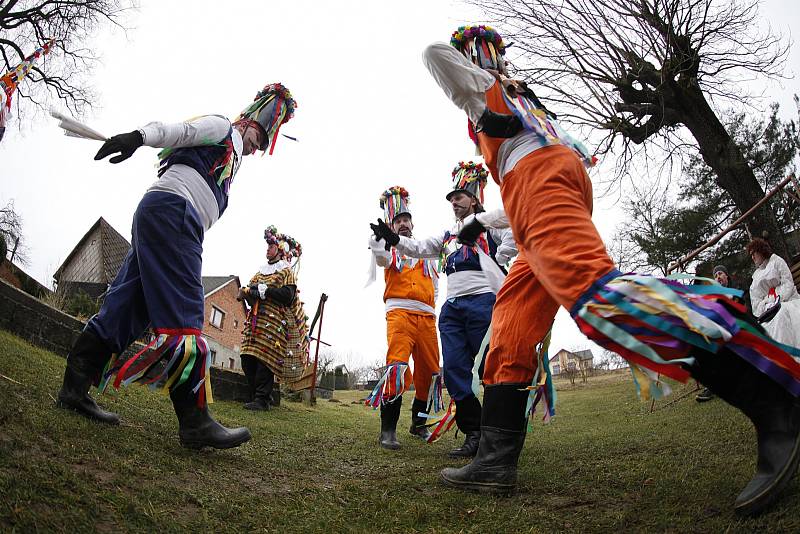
{"left": 612, "top": 101, "right": 800, "bottom": 275}
{"left": 0, "top": 200, "right": 28, "bottom": 266}
{"left": 0, "top": 0, "right": 134, "bottom": 118}
{"left": 473, "top": 0, "right": 793, "bottom": 260}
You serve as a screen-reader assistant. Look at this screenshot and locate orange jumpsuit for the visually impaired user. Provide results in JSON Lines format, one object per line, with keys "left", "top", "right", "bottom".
{"left": 380, "top": 255, "right": 441, "bottom": 401}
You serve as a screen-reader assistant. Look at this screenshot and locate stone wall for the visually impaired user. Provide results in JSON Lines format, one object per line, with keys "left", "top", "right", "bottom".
{"left": 0, "top": 278, "right": 249, "bottom": 401}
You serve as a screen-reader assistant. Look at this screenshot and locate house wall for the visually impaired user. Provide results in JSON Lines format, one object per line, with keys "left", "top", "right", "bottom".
{"left": 58, "top": 227, "right": 104, "bottom": 284}
{"left": 203, "top": 280, "right": 247, "bottom": 372}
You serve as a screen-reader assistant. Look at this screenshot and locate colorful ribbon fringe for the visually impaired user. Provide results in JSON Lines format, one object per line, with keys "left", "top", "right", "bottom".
{"left": 572, "top": 271, "right": 800, "bottom": 400}
{"left": 98, "top": 333, "right": 213, "bottom": 407}
{"left": 425, "top": 398, "right": 458, "bottom": 443}
{"left": 500, "top": 86, "right": 596, "bottom": 168}
{"left": 425, "top": 373, "right": 445, "bottom": 415}
{"left": 364, "top": 362, "right": 408, "bottom": 408}
{"left": 525, "top": 331, "right": 556, "bottom": 424}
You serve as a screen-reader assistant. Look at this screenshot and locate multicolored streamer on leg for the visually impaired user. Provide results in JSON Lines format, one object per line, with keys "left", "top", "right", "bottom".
{"left": 525, "top": 330, "right": 556, "bottom": 425}
{"left": 571, "top": 271, "right": 800, "bottom": 400}
{"left": 364, "top": 362, "right": 408, "bottom": 409}
{"left": 99, "top": 333, "right": 214, "bottom": 407}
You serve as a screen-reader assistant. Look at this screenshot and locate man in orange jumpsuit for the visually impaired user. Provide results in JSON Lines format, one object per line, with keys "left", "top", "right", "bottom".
{"left": 422, "top": 24, "right": 800, "bottom": 516}
{"left": 367, "top": 186, "right": 441, "bottom": 450}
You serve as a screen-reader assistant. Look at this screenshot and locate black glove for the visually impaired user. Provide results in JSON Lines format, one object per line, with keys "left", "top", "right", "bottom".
{"left": 94, "top": 130, "right": 144, "bottom": 164}
{"left": 369, "top": 218, "right": 399, "bottom": 251}
{"left": 474, "top": 108, "right": 523, "bottom": 138}
{"left": 458, "top": 216, "right": 486, "bottom": 246}
{"left": 248, "top": 284, "right": 261, "bottom": 300}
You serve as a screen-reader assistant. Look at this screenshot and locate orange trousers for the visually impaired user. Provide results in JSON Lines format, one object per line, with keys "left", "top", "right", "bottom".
{"left": 484, "top": 145, "right": 616, "bottom": 385}
{"left": 385, "top": 309, "right": 441, "bottom": 401}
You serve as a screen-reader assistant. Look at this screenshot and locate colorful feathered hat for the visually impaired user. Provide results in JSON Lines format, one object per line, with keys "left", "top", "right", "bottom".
{"left": 379, "top": 186, "right": 411, "bottom": 224}
{"left": 236, "top": 83, "right": 297, "bottom": 155}
{"left": 447, "top": 161, "right": 488, "bottom": 203}
{"left": 450, "top": 25, "right": 506, "bottom": 71}
{"left": 264, "top": 225, "right": 302, "bottom": 261}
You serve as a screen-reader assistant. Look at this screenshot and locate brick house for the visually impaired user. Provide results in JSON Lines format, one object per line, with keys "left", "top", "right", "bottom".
{"left": 549, "top": 348, "right": 594, "bottom": 376}
{"left": 202, "top": 276, "right": 248, "bottom": 373}
{"left": 53, "top": 217, "right": 131, "bottom": 300}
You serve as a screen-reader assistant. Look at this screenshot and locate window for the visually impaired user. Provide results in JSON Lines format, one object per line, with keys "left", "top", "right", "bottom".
{"left": 210, "top": 306, "right": 225, "bottom": 328}
{"left": 210, "top": 349, "right": 217, "bottom": 366}
{"left": 233, "top": 319, "right": 239, "bottom": 328}
{"left": 229, "top": 358, "right": 235, "bottom": 369}
{"left": 552, "top": 365, "right": 560, "bottom": 375}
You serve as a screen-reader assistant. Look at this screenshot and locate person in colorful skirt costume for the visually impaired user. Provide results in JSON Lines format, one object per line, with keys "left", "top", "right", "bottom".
{"left": 423, "top": 24, "right": 800, "bottom": 516}
{"left": 239, "top": 226, "right": 308, "bottom": 411}
{"left": 371, "top": 163, "right": 517, "bottom": 459}
{"left": 56, "top": 83, "right": 297, "bottom": 450}
{"left": 366, "top": 186, "right": 442, "bottom": 450}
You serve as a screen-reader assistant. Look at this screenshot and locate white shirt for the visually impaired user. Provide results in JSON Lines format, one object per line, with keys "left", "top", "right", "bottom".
{"left": 422, "top": 42, "right": 547, "bottom": 180}
{"left": 140, "top": 115, "right": 243, "bottom": 232}
{"left": 394, "top": 221, "right": 517, "bottom": 299}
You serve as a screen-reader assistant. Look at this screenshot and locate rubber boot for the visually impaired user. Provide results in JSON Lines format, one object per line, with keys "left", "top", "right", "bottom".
{"left": 171, "top": 384, "right": 252, "bottom": 450}
{"left": 440, "top": 383, "right": 529, "bottom": 493}
{"left": 449, "top": 395, "right": 482, "bottom": 459}
{"left": 56, "top": 329, "right": 120, "bottom": 424}
{"left": 379, "top": 396, "right": 402, "bottom": 450}
{"left": 692, "top": 345, "right": 800, "bottom": 516}
{"left": 409, "top": 397, "right": 432, "bottom": 441}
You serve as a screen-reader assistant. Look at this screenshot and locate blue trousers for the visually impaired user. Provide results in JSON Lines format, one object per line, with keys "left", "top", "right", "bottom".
{"left": 438, "top": 292, "right": 496, "bottom": 401}
{"left": 86, "top": 191, "right": 205, "bottom": 354}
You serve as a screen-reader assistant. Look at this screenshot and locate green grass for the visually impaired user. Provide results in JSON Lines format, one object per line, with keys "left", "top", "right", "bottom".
{"left": 2, "top": 328, "right": 800, "bottom": 533}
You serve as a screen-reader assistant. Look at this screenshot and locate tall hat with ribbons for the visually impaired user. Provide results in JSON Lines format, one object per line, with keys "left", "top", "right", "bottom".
{"left": 447, "top": 161, "right": 488, "bottom": 204}
{"left": 264, "top": 225, "right": 302, "bottom": 262}
{"left": 379, "top": 186, "right": 411, "bottom": 224}
{"left": 236, "top": 83, "right": 297, "bottom": 155}
{"left": 450, "top": 25, "right": 507, "bottom": 72}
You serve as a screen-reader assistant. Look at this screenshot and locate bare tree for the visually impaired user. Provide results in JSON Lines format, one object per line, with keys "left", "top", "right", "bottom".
{"left": 473, "top": 0, "right": 792, "bottom": 259}
{"left": 0, "top": 0, "right": 135, "bottom": 118}
{"left": 0, "top": 199, "right": 28, "bottom": 265}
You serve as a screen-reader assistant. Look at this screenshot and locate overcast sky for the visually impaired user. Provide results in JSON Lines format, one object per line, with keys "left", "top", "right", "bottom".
{"left": 2, "top": 0, "right": 799, "bottom": 370}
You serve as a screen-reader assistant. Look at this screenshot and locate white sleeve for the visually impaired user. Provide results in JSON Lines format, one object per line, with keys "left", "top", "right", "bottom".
{"left": 492, "top": 227, "right": 518, "bottom": 266}
{"left": 396, "top": 233, "right": 446, "bottom": 259}
{"left": 475, "top": 208, "right": 510, "bottom": 229}
{"left": 750, "top": 278, "right": 768, "bottom": 316}
{"left": 433, "top": 272, "right": 439, "bottom": 302}
{"left": 422, "top": 42, "right": 495, "bottom": 124}
{"left": 368, "top": 235, "right": 392, "bottom": 268}
{"left": 138, "top": 114, "right": 231, "bottom": 149}
{"left": 774, "top": 255, "right": 799, "bottom": 301}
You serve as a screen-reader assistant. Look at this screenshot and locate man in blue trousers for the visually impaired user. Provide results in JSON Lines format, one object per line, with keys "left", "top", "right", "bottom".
{"left": 56, "top": 83, "right": 297, "bottom": 450}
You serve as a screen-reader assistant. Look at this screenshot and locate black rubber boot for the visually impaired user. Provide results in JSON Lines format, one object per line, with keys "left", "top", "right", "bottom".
{"left": 409, "top": 397, "right": 432, "bottom": 441}
{"left": 171, "top": 385, "right": 252, "bottom": 450}
{"left": 243, "top": 399, "right": 270, "bottom": 411}
{"left": 440, "top": 383, "right": 529, "bottom": 493}
{"left": 56, "top": 329, "right": 120, "bottom": 425}
{"left": 379, "top": 397, "right": 402, "bottom": 450}
{"left": 691, "top": 346, "right": 800, "bottom": 516}
{"left": 449, "top": 395, "right": 482, "bottom": 459}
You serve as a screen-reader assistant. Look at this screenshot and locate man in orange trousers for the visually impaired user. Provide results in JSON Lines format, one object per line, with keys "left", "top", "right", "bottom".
{"left": 422, "top": 24, "right": 800, "bottom": 516}
{"left": 367, "top": 186, "right": 441, "bottom": 450}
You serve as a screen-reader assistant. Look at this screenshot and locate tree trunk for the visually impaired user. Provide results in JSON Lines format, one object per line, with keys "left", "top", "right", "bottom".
{"left": 678, "top": 88, "right": 790, "bottom": 261}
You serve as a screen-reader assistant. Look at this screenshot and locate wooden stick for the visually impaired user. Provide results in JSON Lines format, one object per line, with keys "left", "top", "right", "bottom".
{"left": 667, "top": 174, "right": 796, "bottom": 273}
{"left": 310, "top": 293, "right": 328, "bottom": 404}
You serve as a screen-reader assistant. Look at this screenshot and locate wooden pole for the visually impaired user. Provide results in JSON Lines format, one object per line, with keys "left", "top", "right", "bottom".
{"left": 667, "top": 174, "right": 796, "bottom": 274}
{"left": 310, "top": 293, "right": 328, "bottom": 405}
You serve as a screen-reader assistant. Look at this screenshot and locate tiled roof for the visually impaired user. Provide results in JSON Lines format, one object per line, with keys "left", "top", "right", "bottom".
{"left": 202, "top": 275, "right": 238, "bottom": 297}
{"left": 99, "top": 219, "right": 131, "bottom": 284}
{"left": 54, "top": 217, "right": 131, "bottom": 283}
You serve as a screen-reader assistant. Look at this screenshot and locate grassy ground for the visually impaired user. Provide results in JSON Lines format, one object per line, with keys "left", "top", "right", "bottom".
{"left": 2, "top": 329, "right": 800, "bottom": 533}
